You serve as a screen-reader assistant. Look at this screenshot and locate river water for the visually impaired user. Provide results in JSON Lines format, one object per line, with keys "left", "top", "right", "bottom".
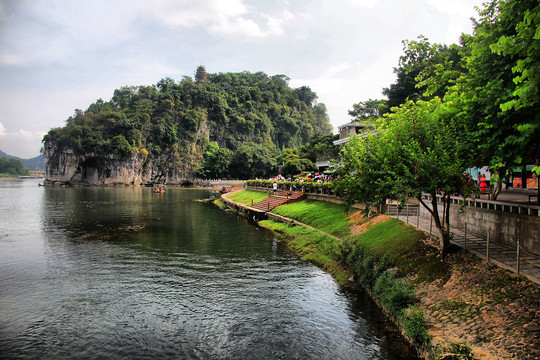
{"left": 0, "top": 179, "right": 417, "bottom": 359}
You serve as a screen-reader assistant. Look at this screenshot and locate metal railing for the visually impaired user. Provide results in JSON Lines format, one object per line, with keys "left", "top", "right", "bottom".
{"left": 387, "top": 200, "right": 540, "bottom": 284}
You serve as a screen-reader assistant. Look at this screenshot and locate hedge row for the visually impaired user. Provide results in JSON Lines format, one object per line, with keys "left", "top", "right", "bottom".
{"left": 246, "top": 180, "right": 337, "bottom": 194}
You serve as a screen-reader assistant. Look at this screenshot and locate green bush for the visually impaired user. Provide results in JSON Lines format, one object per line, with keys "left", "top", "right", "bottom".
{"left": 435, "top": 341, "right": 474, "bottom": 360}
{"left": 358, "top": 255, "right": 376, "bottom": 287}
{"left": 401, "top": 306, "right": 430, "bottom": 344}
{"left": 373, "top": 272, "right": 417, "bottom": 316}
{"left": 246, "top": 179, "right": 336, "bottom": 194}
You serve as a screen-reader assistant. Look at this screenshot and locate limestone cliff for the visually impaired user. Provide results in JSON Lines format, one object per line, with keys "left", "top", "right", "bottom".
{"left": 42, "top": 142, "right": 201, "bottom": 186}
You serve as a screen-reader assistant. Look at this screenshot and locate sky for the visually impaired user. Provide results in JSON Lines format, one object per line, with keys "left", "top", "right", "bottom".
{"left": 0, "top": 0, "right": 485, "bottom": 158}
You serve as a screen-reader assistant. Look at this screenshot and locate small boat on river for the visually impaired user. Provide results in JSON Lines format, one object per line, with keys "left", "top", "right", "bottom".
{"left": 154, "top": 184, "right": 165, "bottom": 193}
{"left": 211, "top": 184, "right": 234, "bottom": 195}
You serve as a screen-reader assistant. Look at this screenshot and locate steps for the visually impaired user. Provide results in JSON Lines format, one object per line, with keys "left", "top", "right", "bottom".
{"left": 251, "top": 191, "right": 305, "bottom": 212}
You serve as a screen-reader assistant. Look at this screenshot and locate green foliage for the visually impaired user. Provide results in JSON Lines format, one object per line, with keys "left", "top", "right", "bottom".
{"left": 246, "top": 179, "right": 335, "bottom": 194}
{"left": 377, "top": 1, "right": 539, "bottom": 201}
{"left": 0, "top": 157, "right": 29, "bottom": 176}
{"left": 195, "top": 141, "right": 232, "bottom": 179}
{"left": 460, "top": 0, "right": 539, "bottom": 178}
{"left": 42, "top": 69, "right": 332, "bottom": 179}
{"left": 110, "top": 135, "right": 132, "bottom": 157}
{"left": 299, "top": 134, "right": 340, "bottom": 163}
{"left": 228, "top": 143, "right": 277, "bottom": 179}
{"left": 348, "top": 99, "right": 389, "bottom": 122}
{"left": 382, "top": 35, "right": 461, "bottom": 107}
{"left": 334, "top": 98, "right": 472, "bottom": 255}
{"left": 279, "top": 148, "right": 316, "bottom": 177}
{"left": 373, "top": 272, "right": 417, "bottom": 316}
{"left": 489, "top": 0, "right": 539, "bottom": 112}
{"left": 435, "top": 341, "right": 474, "bottom": 360}
{"left": 400, "top": 306, "right": 430, "bottom": 344}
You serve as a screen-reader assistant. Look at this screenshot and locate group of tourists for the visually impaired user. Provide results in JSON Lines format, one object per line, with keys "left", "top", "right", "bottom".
{"left": 266, "top": 172, "right": 334, "bottom": 184}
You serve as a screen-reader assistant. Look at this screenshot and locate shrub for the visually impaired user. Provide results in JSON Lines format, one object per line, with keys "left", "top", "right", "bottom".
{"left": 374, "top": 272, "right": 417, "bottom": 316}
{"left": 401, "top": 306, "right": 430, "bottom": 344}
{"left": 358, "top": 255, "right": 376, "bottom": 287}
{"left": 435, "top": 341, "right": 474, "bottom": 360}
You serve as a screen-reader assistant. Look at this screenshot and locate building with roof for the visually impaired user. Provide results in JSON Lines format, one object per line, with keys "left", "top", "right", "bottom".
{"left": 333, "top": 122, "right": 375, "bottom": 146}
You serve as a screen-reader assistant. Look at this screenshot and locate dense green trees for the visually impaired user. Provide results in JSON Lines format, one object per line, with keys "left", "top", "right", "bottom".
{"left": 0, "top": 157, "right": 29, "bottom": 176}
{"left": 335, "top": 99, "right": 474, "bottom": 256}
{"left": 461, "top": 0, "right": 539, "bottom": 199}
{"left": 43, "top": 70, "right": 332, "bottom": 180}
{"left": 348, "top": 99, "right": 388, "bottom": 123}
{"left": 338, "top": 0, "right": 540, "bottom": 255}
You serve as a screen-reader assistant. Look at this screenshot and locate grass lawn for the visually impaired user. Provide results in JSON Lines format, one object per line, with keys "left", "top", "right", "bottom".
{"left": 270, "top": 199, "right": 351, "bottom": 238}
{"left": 351, "top": 218, "right": 447, "bottom": 282}
{"left": 226, "top": 189, "right": 269, "bottom": 206}
{"left": 0, "top": 173, "right": 18, "bottom": 178}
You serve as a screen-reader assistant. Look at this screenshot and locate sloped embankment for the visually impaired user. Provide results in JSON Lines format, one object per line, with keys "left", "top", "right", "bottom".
{"left": 251, "top": 196, "right": 540, "bottom": 359}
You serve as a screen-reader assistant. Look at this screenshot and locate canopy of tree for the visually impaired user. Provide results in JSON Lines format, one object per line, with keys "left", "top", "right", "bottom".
{"left": 337, "top": 0, "right": 539, "bottom": 256}
{"left": 43, "top": 70, "right": 332, "bottom": 180}
{"left": 348, "top": 0, "right": 539, "bottom": 199}
{"left": 335, "top": 99, "right": 475, "bottom": 256}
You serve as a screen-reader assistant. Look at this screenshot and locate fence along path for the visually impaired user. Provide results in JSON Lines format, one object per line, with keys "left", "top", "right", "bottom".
{"left": 387, "top": 203, "right": 540, "bottom": 285}
{"left": 250, "top": 191, "right": 305, "bottom": 212}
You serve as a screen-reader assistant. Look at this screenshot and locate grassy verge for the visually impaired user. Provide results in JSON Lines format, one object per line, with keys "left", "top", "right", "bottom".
{"left": 350, "top": 218, "right": 447, "bottom": 282}
{"left": 270, "top": 199, "right": 351, "bottom": 238}
{"left": 259, "top": 198, "right": 447, "bottom": 347}
{"left": 0, "top": 173, "right": 18, "bottom": 178}
{"left": 226, "top": 189, "right": 269, "bottom": 206}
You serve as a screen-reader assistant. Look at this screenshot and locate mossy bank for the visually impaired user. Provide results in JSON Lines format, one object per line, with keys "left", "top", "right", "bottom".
{"left": 222, "top": 190, "right": 540, "bottom": 360}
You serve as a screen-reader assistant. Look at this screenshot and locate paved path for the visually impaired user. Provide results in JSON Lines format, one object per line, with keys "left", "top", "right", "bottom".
{"left": 393, "top": 213, "right": 540, "bottom": 285}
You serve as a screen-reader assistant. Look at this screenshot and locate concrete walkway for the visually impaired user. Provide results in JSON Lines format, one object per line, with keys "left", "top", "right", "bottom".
{"left": 394, "top": 213, "right": 540, "bottom": 285}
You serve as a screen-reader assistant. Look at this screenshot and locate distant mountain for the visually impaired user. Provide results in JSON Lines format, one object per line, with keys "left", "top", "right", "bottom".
{"left": 0, "top": 149, "right": 46, "bottom": 170}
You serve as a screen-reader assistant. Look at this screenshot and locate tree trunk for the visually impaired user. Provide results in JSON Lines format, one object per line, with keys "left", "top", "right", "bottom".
{"left": 490, "top": 168, "right": 505, "bottom": 201}
{"left": 445, "top": 194, "right": 451, "bottom": 234}
{"left": 418, "top": 192, "right": 449, "bottom": 257}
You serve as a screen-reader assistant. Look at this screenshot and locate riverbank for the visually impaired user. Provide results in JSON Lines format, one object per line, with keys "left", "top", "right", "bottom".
{"left": 221, "top": 190, "right": 540, "bottom": 359}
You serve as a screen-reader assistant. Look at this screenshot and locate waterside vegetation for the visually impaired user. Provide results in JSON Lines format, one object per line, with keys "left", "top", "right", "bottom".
{"left": 227, "top": 189, "right": 540, "bottom": 359}
{"left": 257, "top": 199, "right": 438, "bottom": 349}
{"left": 0, "top": 157, "right": 30, "bottom": 177}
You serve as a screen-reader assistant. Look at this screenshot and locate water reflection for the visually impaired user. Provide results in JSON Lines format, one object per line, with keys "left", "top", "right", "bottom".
{"left": 0, "top": 182, "right": 417, "bottom": 359}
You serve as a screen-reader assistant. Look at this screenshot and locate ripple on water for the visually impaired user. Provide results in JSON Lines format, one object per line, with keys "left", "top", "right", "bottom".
{"left": 0, "top": 184, "right": 417, "bottom": 359}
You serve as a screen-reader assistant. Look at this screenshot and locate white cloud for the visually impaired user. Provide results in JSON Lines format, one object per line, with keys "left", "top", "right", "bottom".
{"left": 322, "top": 63, "right": 353, "bottom": 78}
{"left": 147, "top": 0, "right": 247, "bottom": 28}
{"left": 144, "top": 0, "right": 292, "bottom": 38}
{"left": 350, "top": 0, "right": 379, "bottom": 8}
{"left": 18, "top": 129, "right": 33, "bottom": 137}
{"left": 0, "top": 124, "right": 47, "bottom": 157}
{"left": 119, "top": 58, "right": 183, "bottom": 85}
{"left": 0, "top": 0, "right": 489, "bottom": 157}
{"left": 0, "top": 52, "right": 27, "bottom": 65}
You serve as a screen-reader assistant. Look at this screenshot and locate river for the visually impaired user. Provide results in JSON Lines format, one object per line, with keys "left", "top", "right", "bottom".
{"left": 0, "top": 179, "right": 417, "bottom": 359}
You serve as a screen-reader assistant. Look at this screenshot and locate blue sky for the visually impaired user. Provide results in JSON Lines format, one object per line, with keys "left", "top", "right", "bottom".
{"left": 0, "top": 0, "right": 483, "bottom": 158}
